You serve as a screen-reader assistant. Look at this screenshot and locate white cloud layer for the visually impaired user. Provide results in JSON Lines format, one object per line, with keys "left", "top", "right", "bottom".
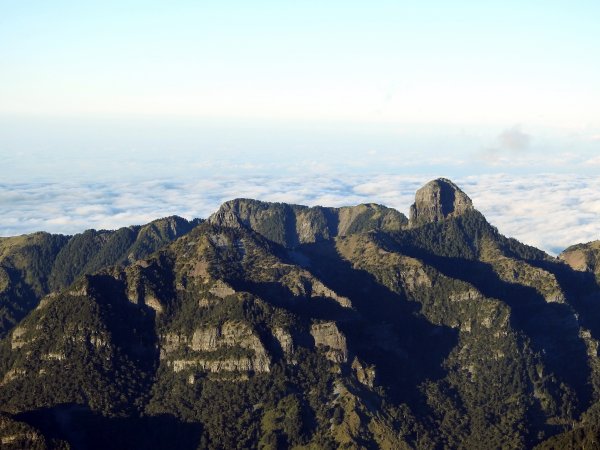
{"left": 1, "top": 173, "right": 599, "bottom": 255}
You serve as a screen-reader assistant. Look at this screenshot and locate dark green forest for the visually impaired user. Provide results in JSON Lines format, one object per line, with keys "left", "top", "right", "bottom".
{"left": 1, "top": 179, "right": 600, "bottom": 449}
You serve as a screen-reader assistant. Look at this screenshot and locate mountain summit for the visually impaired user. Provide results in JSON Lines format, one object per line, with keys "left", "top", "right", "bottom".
{"left": 409, "top": 177, "right": 474, "bottom": 226}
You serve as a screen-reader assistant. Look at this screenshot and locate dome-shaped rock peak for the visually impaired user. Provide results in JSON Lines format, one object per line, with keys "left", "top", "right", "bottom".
{"left": 409, "top": 178, "right": 473, "bottom": 227}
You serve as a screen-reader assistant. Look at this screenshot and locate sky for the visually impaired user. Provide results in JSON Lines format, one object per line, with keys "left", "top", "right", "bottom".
{"left": 1, "top": 1, "right": 600, "bottom": 253}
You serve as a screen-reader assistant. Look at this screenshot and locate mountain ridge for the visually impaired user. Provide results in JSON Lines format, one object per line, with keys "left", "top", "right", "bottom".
{"left": 0, "top": 216, "right": 200, "bottom": 337}
{"left": 0, "top": 178, "right": 599, "bottom": 449}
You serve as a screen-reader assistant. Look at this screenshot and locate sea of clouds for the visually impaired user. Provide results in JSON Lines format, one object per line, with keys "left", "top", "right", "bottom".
{"left": 2, "top": 173, "right": 599, "bottom": 255}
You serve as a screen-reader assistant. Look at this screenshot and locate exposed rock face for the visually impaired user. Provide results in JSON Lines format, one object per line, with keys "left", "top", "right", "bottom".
{"left": 208, "top": 280, "right": 236, "bottom": 298}
{"left": 163, "top": 321, "right": 271, "bottom": 374}
{"left": 294, "top": 207, "right": 336, "bottom": 243}
{"left": 123, "top": 265, "right": 165, "bottom": 313}
{"left": 396, "top": 256, "right": 432, "bottom": 292}
{"left": 310, "top": 322, "right": 348, "bottom": 363}
{"left": 560, "top": 240, "right": 600, "bottom": 280}
{"left": 10, "top": 326, "right": 29, "bottom": 350}
{"left": 172, "top": 357, "right": 266, "bottom": 374}
{"left": 352, "top": 357, "right": 376, "bottom": 388}
{"left": 190, "top": 321, "right": 265, "bottom": 354}
{"left": 409, "top": 178, "right": 473, "bottom": 226}
{"left": 280, "top": 271, "right": 352, "bottom": 308}
{"left": 208, "top": 199, "right": 407, "bottom": 248}
{"left": 143, "top": 296, "right": 163, "bottom": 314}
{"left": 273, "top": 327, "right": 294, "bottom": 356}
{"left": 484, "top": 255, "right": 566, "bottom": 303}
{"left": 0, "top": 368, "right": 26, "bottom": 386}
{"left": 560, "top": 248, "right": 591, "bottom": 272}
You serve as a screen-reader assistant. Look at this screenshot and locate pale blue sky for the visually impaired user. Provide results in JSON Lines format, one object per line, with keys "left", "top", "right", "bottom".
{"left": 2, "top": 1, "right": 599, "bottom": 125}
{"left": 1, "top": 1, "right": 600, "bottom": 248}
{"left": 1, "top": 1, "right": 600, "bottom": 180}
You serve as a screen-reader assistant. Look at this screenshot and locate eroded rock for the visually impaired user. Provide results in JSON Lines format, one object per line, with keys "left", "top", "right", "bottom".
{"left": 409, "top": 178, "right": 473, "bottom": 226}
{"left": 165, "top": 321, "right": 271, "bottom": 374}
{"left": 310, "top": 322, "right": 348, "bottom": 363}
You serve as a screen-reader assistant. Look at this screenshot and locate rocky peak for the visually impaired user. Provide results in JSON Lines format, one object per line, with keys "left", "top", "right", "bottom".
{"left": 207, "top": 199, "right": 263, "bottom": 230}
{"left": 208, "top": 199, "right": 407, "bottom": 248}
{"left": 409, "top": 178, "right": 473, "bottom": 227}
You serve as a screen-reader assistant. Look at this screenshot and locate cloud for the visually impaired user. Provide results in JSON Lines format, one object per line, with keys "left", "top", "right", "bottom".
{"left": 497, "top": 126, "right": 532, "bottom": 151}
{"left": 479, "top": 126, "right": 534, "bottom": 165}
{"left": 459, "top": 174, "right": 600, "bottom": 254}
{"left": 1, "top": 174, "right": 599, "bottom": 256}
{"left": 584, "top": 156, "right": 600, "bottom": 166}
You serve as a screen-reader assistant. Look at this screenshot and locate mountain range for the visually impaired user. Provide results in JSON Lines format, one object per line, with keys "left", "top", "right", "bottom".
{"left": 1, "top": 178, "right": 600, "bottom": 449}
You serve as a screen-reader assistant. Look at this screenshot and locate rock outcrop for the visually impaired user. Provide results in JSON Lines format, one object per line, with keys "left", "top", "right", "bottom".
{"left": 409, "top": 178, "right": 473, "bottom": 226}
{"left": 163, "top": 321, "right": 271, "bottom": 374}
{"left": 352, "top": 357, "right": 377, "bottom": 388}
{"left": 560, "top": 240, "right": 600, "bottom": 280}
{"left": 273, "top": 327, "right": 294, "bottom": 357}
{"left": 208, "top": 199, "right": 407, "bottom": 248}
{"left": 310, "top": 321, "right": 348, "bottom": 363}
